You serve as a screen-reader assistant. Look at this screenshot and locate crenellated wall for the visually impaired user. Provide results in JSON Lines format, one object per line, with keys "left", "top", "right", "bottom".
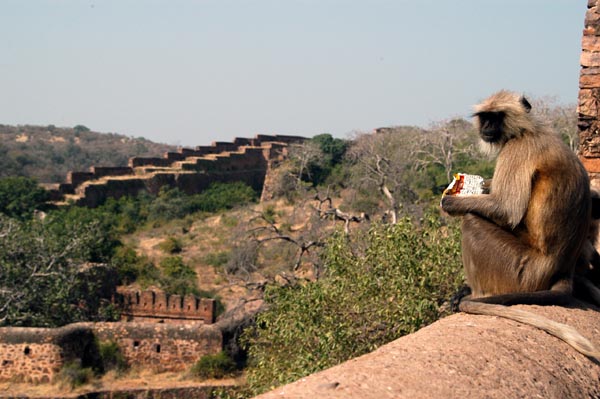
{"left": 49, "top": 134, "right": 304, "bottom": 207}
{"left": 119, "top": 289, "right": 216, "bottom": 324}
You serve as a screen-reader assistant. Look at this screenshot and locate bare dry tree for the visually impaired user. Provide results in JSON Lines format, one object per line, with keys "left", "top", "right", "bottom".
{"left": 413, "top": 118, "right": 478, "bottom": 184}
{"left": 313, "top": 191, "right": 368, "bottom": 234}
{"left": 247, "top": 209, "right": 324, "bottom": 271}
{"left": 532, "top": 96, "right": 578, "bottom": 153}
{"left": 346, "top": 128, "right": 421, "bottom": 224}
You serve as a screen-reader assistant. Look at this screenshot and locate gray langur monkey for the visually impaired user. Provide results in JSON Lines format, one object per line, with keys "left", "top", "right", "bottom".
{"left": 441, "top": 90, "right": 600, "bottom": 359}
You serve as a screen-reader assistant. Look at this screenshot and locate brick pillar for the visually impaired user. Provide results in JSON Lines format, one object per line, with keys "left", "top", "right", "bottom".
{"left": 579, "top": 1, "right": 600, "bottom": 185}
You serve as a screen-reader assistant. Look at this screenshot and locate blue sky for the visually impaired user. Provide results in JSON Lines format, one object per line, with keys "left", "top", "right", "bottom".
{"left": 0, "top": 1, "right": 585, "bottom": 146}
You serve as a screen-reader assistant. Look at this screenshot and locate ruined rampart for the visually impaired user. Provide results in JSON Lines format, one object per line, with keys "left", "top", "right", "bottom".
{"left": 0, "top": 322, "right": 222, "bottom": 383}
{"left": 119, "top": 289, "right": 216, "bottom": 324}
{"left": 0, "top": 324, "right": 99, "bottom": 384}
{"left": 48, "top": 134, "right": 305, "bottom": 207}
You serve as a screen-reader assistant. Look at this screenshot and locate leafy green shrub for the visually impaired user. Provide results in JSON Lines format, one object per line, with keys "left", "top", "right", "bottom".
{"left": 242, "top": 211, "right": 464, "bottom": 394}
{"left": 190, "top": 181, "right": 257, "bottom": 213}
{"left": 147, "top": 182, "right": 257, "bottom": 222}
{"left": 190, "top": 351, "right": 236, "bottom": 379}
{"left": 159, "top": 256, "right": 199, "bottom": 295}
{"left": 0, "top": 176, "right": 49, "bottom": 220}
{"left": 203, "top": 251, "right": 230, "bottom": 267}
{"left": 158, "top": 236, "right": 183, "bottom": 254}
{"left": 0, "top": 210, "right": 119, "bottom": 327}
{"left": 98, "top": 340, "right": 127, "bottom": 373}
{"left": 304, "top": 134, "right": 349, "bottom": 187}
{"left": 111, "top": 245, "right": 141, "bottom": 284}
{"left": 56, "top": 361, "right": 95, "bottom": 389}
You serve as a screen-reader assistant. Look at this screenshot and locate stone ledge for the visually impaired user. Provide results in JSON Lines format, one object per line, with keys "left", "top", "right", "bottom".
{"left": 254, "top": 305, "right": 600, "bottom": 399}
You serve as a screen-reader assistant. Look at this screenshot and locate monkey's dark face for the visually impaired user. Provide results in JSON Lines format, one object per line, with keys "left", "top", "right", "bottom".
{"left": 475, "top": 111, "right": 505, "bottom": 143}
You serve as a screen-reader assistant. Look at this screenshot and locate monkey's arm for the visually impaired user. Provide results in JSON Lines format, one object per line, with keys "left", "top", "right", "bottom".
{"left": 442, "top": 193, "right": 527, "bottom": 229}
{"left": 482, "top": 179, "right": 492, "bottom": 194}
{"left": 442, "top": 167, "right": 531, "bottom": 228}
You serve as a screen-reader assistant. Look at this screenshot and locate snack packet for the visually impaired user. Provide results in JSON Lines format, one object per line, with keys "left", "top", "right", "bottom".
{"left": 442, "top": 173, "right": 485, "bottom": 199}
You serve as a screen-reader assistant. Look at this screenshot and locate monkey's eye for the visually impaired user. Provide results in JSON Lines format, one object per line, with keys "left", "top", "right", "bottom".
{"left": 476, "top": 111, "right": 504, "bottom": 125}
{"left": 476, "top": 111, "right": 505, "bottom": 142}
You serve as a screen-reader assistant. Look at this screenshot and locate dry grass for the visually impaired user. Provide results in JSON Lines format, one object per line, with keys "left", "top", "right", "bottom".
{"left": 0, "top": 370, "right": 239, "bottom": 398}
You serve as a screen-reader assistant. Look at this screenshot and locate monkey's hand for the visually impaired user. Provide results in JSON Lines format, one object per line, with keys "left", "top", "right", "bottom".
{"left": 450, "top": 285, "right": 472, "bottom": 313}
{"left": 440, "top": 195, "right": 467, "bottom": 216}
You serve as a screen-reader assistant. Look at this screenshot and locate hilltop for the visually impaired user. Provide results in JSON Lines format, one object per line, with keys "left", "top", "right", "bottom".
{"left": 0, "top": 124, "right": 176, "bottom": 183}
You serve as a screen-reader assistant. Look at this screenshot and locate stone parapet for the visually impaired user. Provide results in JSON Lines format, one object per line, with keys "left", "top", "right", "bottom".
{"left": 119, "top": 289, "right": 216, "bottom": 324}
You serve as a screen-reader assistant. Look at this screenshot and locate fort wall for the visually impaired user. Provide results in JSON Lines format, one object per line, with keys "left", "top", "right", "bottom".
{"left": 90, "top": 322, "right": 222, "bottom": 372}
{"left": 0, "top": 322, "right": 222, "bottom": 383}
{"left": 50, "top": 134, "right": 305, "bottom": 207}
{"left": 119, "top": 290, "right": 216, "bottom": 324}
{"left": 0, "top": 324, "right": 97, "bottom": 384}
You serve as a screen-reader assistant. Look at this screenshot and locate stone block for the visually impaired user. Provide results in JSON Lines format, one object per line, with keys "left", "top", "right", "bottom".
{"left": 580, "top": 72, "right": 600, "bottom": 88}
{"left": 581, "top": 51, "right": 600, "bottom": 67}
{"left": 582, "top": 35, "right": 600, "bottom": 51}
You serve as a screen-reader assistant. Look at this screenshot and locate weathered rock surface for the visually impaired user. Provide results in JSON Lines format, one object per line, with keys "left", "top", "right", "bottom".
{"left": 255, "top": 305, "right": 600, "bottom": 399}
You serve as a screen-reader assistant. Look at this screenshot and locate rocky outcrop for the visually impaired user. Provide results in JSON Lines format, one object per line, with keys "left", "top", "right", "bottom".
{"left": 254, "top": 305, "right": 600, "bottom": 399}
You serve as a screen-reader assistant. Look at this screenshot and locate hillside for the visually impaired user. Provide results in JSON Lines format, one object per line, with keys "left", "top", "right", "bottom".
{"left": 0, "top": 124, "right": 176, "bottom": 183}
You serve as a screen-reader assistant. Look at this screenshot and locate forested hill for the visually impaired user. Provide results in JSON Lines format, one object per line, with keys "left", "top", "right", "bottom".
{"left": 0, "top": 124, "right": 177, "bottom": 183}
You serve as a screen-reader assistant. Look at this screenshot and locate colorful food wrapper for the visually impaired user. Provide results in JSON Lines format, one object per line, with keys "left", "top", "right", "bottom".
{"left": 442, "top": 173, "right": 485, "bottom": 201}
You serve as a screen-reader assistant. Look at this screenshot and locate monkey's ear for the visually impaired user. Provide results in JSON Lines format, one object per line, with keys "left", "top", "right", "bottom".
{"left": 520, "top": 96, "right": 532, "bottom": 113}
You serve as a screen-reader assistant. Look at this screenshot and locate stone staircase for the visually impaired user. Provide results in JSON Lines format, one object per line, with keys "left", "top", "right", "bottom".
{"left": 47, "top": 134, "right": 305, "bottom": 207}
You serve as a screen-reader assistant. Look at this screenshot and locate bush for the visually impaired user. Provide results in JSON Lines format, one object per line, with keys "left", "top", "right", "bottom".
{"left": 98, "top": 340, "right": 127, "bottom": 373}
{"left": 56, "top": 361, "right": 95, "bottom": 389}
{"left": 190, "top": 352, "right": 236, "bottom": 379}
{"left": 158, "top": 236, "right": 183, "bottom": 254}
{"left": 147, "top": 182, "right": 258, "bottom": 222}
{"left": 0, "top": 176, "right": 49, "bottom": 220}
{"left": 203, "top": 251, "right": 230, "bottom": 267}
{"left": 0, "top": 210, "right": 119, "bottom": 327}
{"left": 159, "top": 256, "right": 199, "bottom": 295}
{"left": 242, "top": 211, "right": 464, "bottom": 394}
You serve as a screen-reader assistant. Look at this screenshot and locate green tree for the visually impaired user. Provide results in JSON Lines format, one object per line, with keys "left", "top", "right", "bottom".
{"left": 242, "top": 212, "right": 464, "bottom": 394}
{"left": 307, "top": 134, "right": 349, "bottom": 186}
{"left": 159, "top": 256, "right": 199, "bottom": 296}
{"left": 0, "top": 177, "right": 48, "bottom": 220}
{"left": 73, "top": 124, "right": 91, "bottom": 133}
{"left": 0, "top": 212, "right": 118, "bottom": 327}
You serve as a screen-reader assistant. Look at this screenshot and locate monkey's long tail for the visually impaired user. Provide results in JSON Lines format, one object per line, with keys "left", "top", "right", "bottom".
{"left": 575, "top": 276, "right": 600, "bottom": 307}
{"left": 459, "top": 301, "right": 600, "bottom": 360}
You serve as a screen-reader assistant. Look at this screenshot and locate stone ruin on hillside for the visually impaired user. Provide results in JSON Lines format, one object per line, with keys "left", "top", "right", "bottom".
{"left": 45, "top": 134, "right": 306, "bottom": 207}
{"left": 118, "top": 289, "right": 216, "bottom": 324}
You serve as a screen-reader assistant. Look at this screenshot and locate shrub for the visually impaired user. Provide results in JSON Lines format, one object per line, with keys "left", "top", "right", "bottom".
{"left": 0, "top": 176, "right": 49, "bottom": 220}
{"left": 56, "top": 361, "right": 95, "bottom": 389}
{"left": 158, "top": 236, "right": 183, "bottom": 254}
{"left": 203, "top": 251, "right": 230, "bottom": 267}
{"left": 98, "top": 340, "right": 127, "bottom": 373}
{"left": 190, "top": 351, "right": 236, "bottom": 379}
{"left": 159, "top": 256, "right": 199, "bottom": 295}
{"left": 0, "top": 211, "right": 119, "bottom": 327}
{"left": 242, "top": 211, "right": 464, "bottom": 394}
{"left": 111, "top": 245, "right": 142, "bottom": 284}
{"left": 147, "top": 182, "right": 258, "bottom": 222}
